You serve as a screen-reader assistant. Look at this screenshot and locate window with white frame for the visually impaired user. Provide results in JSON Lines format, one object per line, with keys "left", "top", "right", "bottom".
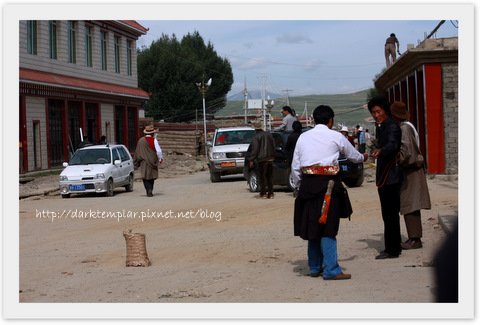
{"left": 68, "top": 21, "right": 76, "bottom": 63}
{"left": 85, "top": 25, "right": 93, "bottom": 67}
{"left": 126, "top": 39, "right": 133, "bottom": 76}
{"left": 101, "top": 31, "right": 108, "bottom": 71}
{"left": 49, "top": 20, "right": 57, "bottom": 59}
{"left": 27, "top": 20, "right": 37, "bottom": 55}
{"left": 114, "top": 35, "right": 121, "bottom": 73}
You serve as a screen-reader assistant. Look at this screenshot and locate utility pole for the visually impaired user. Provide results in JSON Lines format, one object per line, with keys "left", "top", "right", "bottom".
{"left": 302, "top": 101, "right": 309, "bottom": 127}
{"left": 282, "top": 89, "right": 293, "bottom": 106}
{"left": 259, "top": 74, "right": 267, "bottom": 130}
{"left": 243, "top": 77, "right": 248, "bottom": 124}
{"left": 196, "top": 77, "right": 212, "bottom": 157}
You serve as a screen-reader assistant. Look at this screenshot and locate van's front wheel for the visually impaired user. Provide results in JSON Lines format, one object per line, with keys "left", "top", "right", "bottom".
{"left": 210, "top": 171, "right": 221, "bottom": 183}
{"left": 247, "top": 171, "right": 259, "bottom": 192}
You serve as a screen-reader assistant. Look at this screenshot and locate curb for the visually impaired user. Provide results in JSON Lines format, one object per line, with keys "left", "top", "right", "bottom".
{"left": 437, "top": 211, "right": 457, "bottom": 234}
{"left": 20, "top": 187, "right": 59, "bottom": 199}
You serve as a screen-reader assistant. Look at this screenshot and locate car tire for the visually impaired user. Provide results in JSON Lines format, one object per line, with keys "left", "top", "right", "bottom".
{"left": 105, "top": 178, "right": 114, "bottom": 197}
{"left": 247, "top": 171, "right": 259, "bottom": 192}
{"left": 61, "top": 194, "right": 70, "bottom": 199}
{"left": 343, "top": 173, "right": 364, "bottom": 188}
{"left": 125, "top": 174, "right": 134, "bottom": 192}
{"left": 210, "top": 171, "right": 221, "bottom": 183}
{"left": 287, "top": 170, "right": 296, "bottom": 192}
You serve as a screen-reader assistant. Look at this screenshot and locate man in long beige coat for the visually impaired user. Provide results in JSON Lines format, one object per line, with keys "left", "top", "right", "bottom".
{"left": 391, "top": 102, "right": 431, "bottom": 249}
{"left": 134, "top": 124, "right": 163, "bottom": 197}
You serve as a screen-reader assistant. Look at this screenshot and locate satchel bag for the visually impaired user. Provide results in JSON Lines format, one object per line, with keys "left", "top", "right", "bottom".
{"left": 333, "top": 183, "right": 353, "bottom": 220}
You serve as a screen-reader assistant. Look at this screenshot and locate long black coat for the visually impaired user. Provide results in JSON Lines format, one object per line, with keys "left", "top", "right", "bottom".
{"left": 294, "top": 175, "right": 352, "bottom": 240}
{"left": 374, "top": 116, "right": 402, "bottom": 187}
{"left": 249, "top": 130, "right": 275, "bottom": 163}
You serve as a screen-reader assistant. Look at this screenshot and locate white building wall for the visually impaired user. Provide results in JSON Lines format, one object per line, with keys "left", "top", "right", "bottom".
{"left": 25, "top": 96, "right": 48, "bottom": 170}
{"left": 19, "top": 20, "right": 140, "bottom": 88}
{"left": 101, "top": 103, "right": 114, "bottom": 143}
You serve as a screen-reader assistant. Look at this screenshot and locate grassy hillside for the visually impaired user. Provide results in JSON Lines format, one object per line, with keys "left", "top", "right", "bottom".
{"left": 215, "top": 90, "right": 374, "bottom": 129}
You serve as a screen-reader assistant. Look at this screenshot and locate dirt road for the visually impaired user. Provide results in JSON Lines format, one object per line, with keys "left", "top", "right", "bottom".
{"left": 18, "top": 166, "right": 457, "bottom": 307}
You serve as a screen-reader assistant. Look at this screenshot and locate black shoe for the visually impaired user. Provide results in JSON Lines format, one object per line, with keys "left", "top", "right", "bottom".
{"left": 375, "top": 251, "right": 399, "bottom": 260}
{"left": 146, "top": 189, "right": 153, "bottom": 197}
{"left": 309, "top": 270, "right": 323, "bottom": 277}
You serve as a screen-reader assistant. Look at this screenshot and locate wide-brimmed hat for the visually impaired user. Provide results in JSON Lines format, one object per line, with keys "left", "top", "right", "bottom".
{"left": 143, "top": 124, "right": 157, "bottom": 134}
{"left": 252, "top": 120, "right": 263, "bottom": 130}
{"left": 340, "top": 126, "right": 349, "bottom": 132}
{"left": 390, "top": 101, "right": 409, "bottom": 120}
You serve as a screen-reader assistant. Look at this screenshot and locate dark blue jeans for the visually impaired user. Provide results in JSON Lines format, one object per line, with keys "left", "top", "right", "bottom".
{"left": 308, "top": 237, "right": 343, "bottom": 279}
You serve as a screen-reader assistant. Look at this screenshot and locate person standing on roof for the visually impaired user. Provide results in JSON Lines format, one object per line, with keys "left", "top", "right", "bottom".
{"left": 385, "top": 33, "right": 401, "bottom": 68}
{"left": 274, "top": 106, "right": 297, "bottom": 132}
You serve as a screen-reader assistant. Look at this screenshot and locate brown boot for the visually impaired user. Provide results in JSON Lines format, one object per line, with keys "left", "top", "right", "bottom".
{"left": 401, "top": 238, "right": 423, "bottom": 250}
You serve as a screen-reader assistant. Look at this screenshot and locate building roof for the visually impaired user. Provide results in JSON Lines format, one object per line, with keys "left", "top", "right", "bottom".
{"left": 20, "top": 68, "right": 150, "bottom": 99}
{"left": 118, "top": 20, "right": 149, "bottom": 34}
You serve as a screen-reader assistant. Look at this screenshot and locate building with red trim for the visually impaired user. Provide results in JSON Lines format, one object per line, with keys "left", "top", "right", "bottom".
{"left": 19, "top": 20, "right": 149, "bottom": 173}
{"left": 374, "top": 37, "right": 458, "bottom": 175}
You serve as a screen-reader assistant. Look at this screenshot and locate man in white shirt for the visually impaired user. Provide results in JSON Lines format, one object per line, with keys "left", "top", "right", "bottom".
{"left": 292, "top": 105, "right": 367, "bottom": 280}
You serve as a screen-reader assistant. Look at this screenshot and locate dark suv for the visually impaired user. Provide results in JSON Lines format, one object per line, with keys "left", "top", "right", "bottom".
{"left": 243, "top": 130, "right": 364, "bottom": 192}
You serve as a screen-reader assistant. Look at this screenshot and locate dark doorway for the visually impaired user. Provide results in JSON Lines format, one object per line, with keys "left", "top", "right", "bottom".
{"left": 48, "top": 99, "right": 65, "bottom": 166}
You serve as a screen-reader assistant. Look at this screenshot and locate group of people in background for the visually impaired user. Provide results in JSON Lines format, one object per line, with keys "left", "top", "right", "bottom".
{"left": 286, "top": 95, "right": 431, "bottom": 281}
{"left": 127, "top": 96, "right": 439, "bottom": 293}
{"left": 339, "top": 124, "right": 372, "bottom": 154}
{"left": 367, "top": 96, "right": 431, "bottom": 259}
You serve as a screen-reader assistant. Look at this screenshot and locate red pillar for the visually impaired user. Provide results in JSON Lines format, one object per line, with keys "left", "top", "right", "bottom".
{"left": 424, "top": 64, "right": 445, "bottom": 174}
{"left": 62, "top": 99, "right": 69, "bottom": 163}
{"left": 19, "top": 95, "right": 28, "bottom": 173}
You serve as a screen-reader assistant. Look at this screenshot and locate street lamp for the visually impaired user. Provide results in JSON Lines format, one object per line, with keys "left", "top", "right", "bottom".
{"left": 196, "top": 77, "right": 212, "bottom": 157}
{"left": 264, "top": 96, "right": 274, "bottom": 130}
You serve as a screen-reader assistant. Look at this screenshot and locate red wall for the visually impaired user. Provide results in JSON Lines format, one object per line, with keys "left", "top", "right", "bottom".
{"left": 424, "top": 64, "right": 445, "bottom": 174}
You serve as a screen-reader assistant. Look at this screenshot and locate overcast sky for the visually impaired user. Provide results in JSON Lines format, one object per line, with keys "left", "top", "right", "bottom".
{"left": 137, "top": 19, "right": 458, "bottom": 98}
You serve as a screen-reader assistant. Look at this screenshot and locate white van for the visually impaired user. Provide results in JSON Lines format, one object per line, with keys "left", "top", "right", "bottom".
{"left": 207, "top": 126, "right": 256, "bottom": 182}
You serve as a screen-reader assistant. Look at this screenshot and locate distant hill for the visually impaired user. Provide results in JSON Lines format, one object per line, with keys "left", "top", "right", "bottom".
{"left": 216, "top": 90, "right": 374, "bottom": 129}
{"left": 226, "top": 89, "right": 283, "bottom": 101}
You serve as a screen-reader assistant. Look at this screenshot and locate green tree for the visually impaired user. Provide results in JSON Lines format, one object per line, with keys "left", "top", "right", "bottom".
{"left": 366, "top": 87, "right": 379, "bottom": 102}
{"left": 138, "top": 31, "right": 233, "bottom": 122}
